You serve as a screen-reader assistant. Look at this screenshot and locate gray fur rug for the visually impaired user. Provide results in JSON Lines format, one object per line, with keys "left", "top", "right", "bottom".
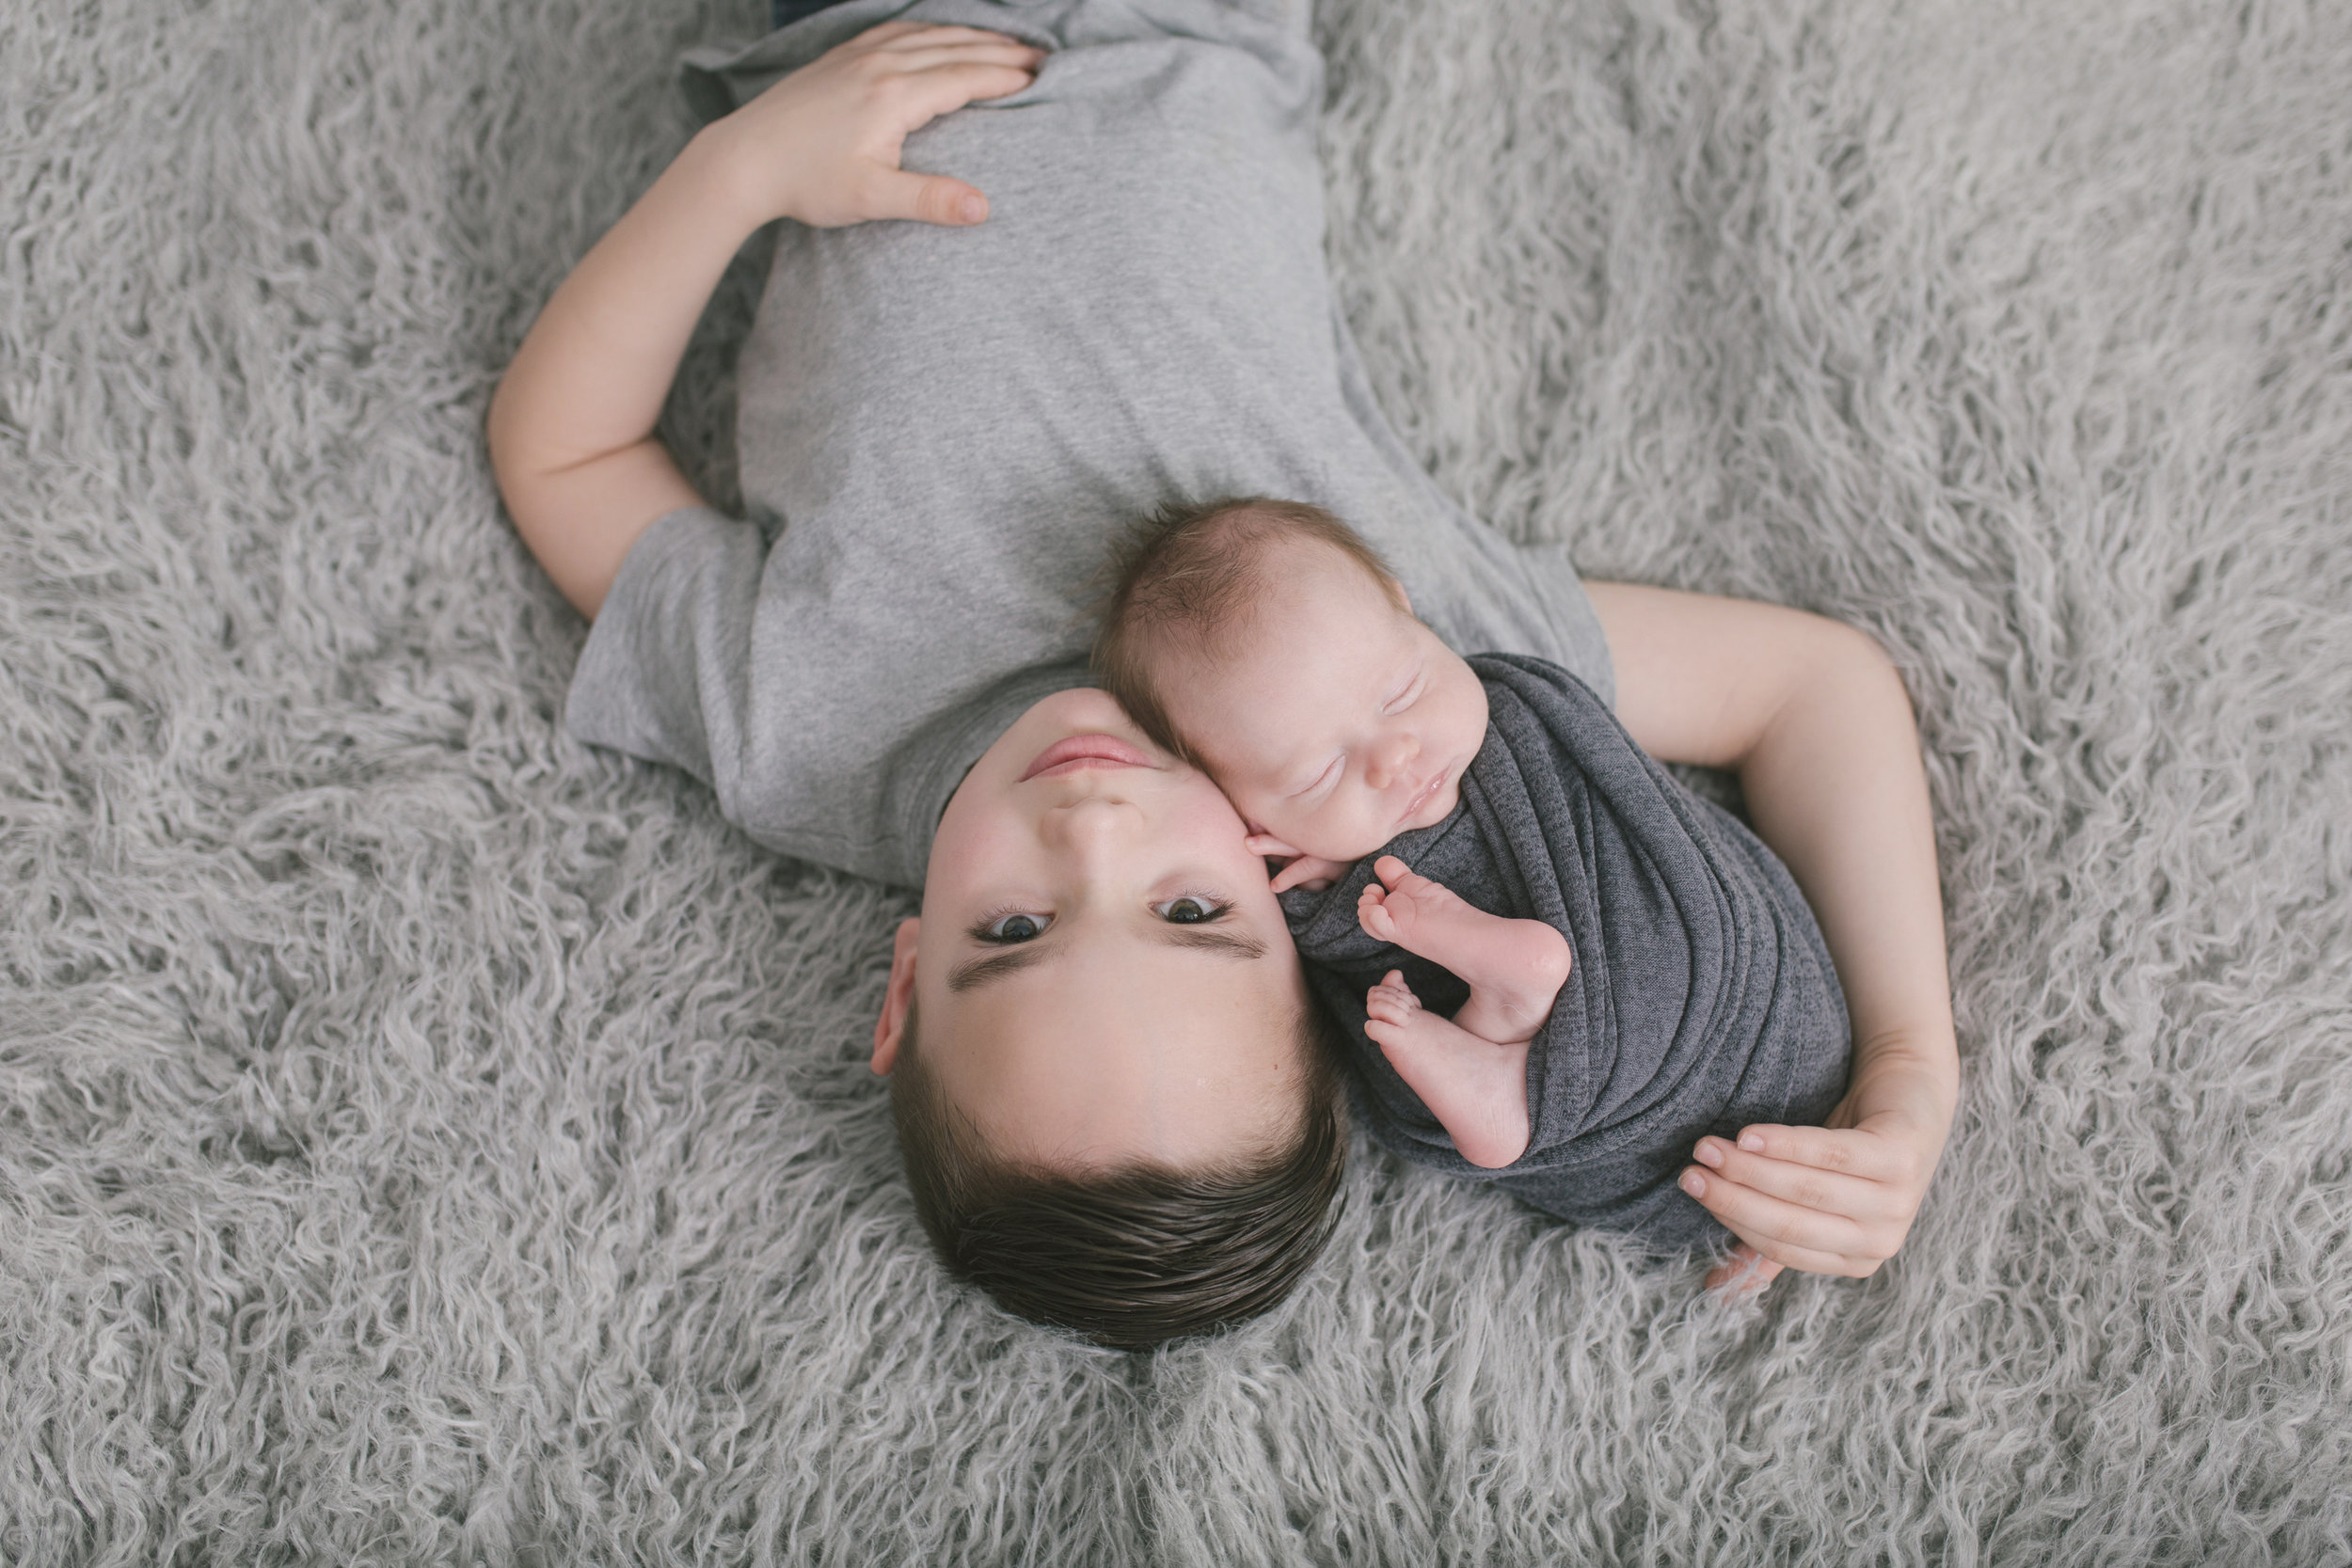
{"left": 4, "top": 0, "right": 2348, "bottom": 1560}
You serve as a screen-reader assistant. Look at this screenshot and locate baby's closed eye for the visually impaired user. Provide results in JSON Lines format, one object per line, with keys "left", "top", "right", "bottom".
{"left": 1291, "top": 756, "right": 1342, "bottom": 799}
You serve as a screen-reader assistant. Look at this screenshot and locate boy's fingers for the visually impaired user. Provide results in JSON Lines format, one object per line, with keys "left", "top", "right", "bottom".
{"left": 862, "top": 169, "right": 990, "bottom": 226}
{"left": 1692, "top": 1135, "right": 1883, "bottom": 1220}
{"left": 871, "top": 23, "right": 1038, "bottom": 51}
{"left": 1715, "top": 1222, "right": 1856, "bottom": 1279}
{"left": 885, "top": 40, "right": 1049, "bottom": 73}
{"left": 888, "top": 61, "right": 1041, "bottom": 123}
{"left": 1679, "top": 1165, "right": 1867, "bottom": 1260}
{"left": 1724, "top": 1122, "right": 1910, "bottom": 1185}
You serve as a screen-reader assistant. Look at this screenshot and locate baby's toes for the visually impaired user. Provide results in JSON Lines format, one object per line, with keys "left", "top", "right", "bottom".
{"left": 1376, "top": 856, "right": 1442, "bottom": 898}
{"left": 1395, "top": 871, "right": 1453, "bottom": 910}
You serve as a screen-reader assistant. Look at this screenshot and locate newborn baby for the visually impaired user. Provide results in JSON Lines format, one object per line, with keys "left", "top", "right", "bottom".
{"left": 1095, "top": 499, "right": 1853, "bottom": 1247}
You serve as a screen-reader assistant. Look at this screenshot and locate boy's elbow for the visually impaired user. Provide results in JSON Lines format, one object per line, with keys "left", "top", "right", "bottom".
{"left": 485, "top": 371, "right": 535, "bottom": 500}
{"left": 485, "top": 372, "right": 572, "bottom": 542}
{"left": 1811, "top": 617, "right": 1915, "bottom": 726}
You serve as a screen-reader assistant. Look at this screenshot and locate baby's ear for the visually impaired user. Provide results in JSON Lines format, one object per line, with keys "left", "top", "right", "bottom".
{"left": 1244, "top": 832, "right": 1306, "bottom": 862}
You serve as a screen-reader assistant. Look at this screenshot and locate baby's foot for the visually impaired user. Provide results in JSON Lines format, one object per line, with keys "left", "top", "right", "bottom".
{"left": 1365, "top": 971, "right": 1532, "bottom": 1169}
{"left": 1358, "top": 856, "right": 1570, "bottom": 1046}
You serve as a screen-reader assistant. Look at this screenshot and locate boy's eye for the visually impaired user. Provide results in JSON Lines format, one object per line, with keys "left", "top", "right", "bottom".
{"left": 1153, "top": 895, "right": 1230, "bottom": 925}
{"left": 976, "top": 911, "right": 1051, "bottom": 942}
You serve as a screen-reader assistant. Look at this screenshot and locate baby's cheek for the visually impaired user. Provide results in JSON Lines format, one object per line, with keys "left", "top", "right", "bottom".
{"left": 1291, "top": 798, "right": 1386, "bottom": 864}
{"left": 1233, "top": 787, "right": 1298, "bottom": 844}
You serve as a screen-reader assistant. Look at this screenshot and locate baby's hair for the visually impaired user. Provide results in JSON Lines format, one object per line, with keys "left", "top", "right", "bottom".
{"left": 1093, "top": 497, "right": 1405, "bottom": 763}
{"left": 889, "top": 998, "right": 1349, "bottom": 1352}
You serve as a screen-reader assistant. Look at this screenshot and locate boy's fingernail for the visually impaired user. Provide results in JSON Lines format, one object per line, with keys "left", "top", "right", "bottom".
{"left": 1739, "top": 1132, "right": 1764, "bottom": 1152}
{"left": 957, "top": 194, "right": 987, "bottom": 223}
{"left": 1680, "top": 1171, "right": 1706, "bottom": 1198}
{"left": 1693, "top": 1142, "right": 1723, "bottom": 1168}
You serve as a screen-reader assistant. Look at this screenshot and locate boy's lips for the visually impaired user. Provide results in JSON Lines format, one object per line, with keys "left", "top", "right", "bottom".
{"left": 1021, "top": 732, "right": 1157, "bottom": 782}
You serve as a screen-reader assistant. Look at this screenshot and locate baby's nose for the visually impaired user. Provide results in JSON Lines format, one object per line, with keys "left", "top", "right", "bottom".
{"left": 1364, "top": 733, "right": 1419, "bottom": 789}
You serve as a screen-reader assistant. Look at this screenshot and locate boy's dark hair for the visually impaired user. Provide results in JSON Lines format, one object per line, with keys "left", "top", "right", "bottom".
{"left": 1092, "top": 496, "right": 1405, "bottom": 764}
{"left": 889, "top": 998, "right": 1350, "bottom": 1352}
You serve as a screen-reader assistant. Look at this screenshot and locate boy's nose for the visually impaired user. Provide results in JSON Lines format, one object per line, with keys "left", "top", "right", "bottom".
{"left": 1038, "top": 793, "right": 1137, "bottom": 858}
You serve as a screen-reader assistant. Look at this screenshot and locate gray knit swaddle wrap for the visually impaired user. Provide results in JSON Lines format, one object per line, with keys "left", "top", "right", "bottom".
{"left": 1280, "top": 654, "right": 1852, "bottom": 1250}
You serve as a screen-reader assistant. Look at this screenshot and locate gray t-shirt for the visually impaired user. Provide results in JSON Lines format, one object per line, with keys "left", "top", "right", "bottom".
{"left": 567, "top": 0, "right": 1614, "bottom": 888}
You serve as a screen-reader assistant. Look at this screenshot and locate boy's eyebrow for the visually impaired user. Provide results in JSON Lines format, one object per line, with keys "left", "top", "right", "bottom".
{"left": 1153, "top": 927, "right": 1268, "bottom": 962}
{"left": 948, "top": 942, "right": 1057, "bottom": 993}
{"left": 948, "top": 925, "right": 1267, "bottom": 992}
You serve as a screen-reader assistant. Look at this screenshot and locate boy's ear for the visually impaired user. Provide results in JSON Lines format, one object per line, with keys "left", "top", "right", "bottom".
{"left": 870, "top": 917, "right": 921, "bottom": 1076}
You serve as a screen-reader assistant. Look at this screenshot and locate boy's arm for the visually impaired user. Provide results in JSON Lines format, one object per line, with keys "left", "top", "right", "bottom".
{"left": 487, "top": 23, "right": 1043, "bottom": 617}
{"left": 1586, "top": 581, "right": 1959, "bottom": 1292}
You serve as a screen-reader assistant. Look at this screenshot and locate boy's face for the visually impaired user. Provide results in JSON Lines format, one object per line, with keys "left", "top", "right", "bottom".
{"left": 1158, "top": 539, "right": 1489, "bottom": 864}
{"left": 872, "top": 688, "right": 1311, "bottom": 1169}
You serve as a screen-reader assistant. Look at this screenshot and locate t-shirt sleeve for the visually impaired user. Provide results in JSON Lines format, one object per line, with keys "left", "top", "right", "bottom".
{"left": 1325, "top": 299, "right": 1617, "bottom": 707}
{"left": 564, "top": 506, "right": 766, "bottom": 818}
{"left": 1506, "top": 542, "right": 1616, "bottom": 709}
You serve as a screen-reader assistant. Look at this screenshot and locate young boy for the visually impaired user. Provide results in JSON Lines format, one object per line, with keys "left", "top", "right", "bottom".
{"left": 492, "top": 0, "right": 1956, "bottom": 1340}
{"left": 1096, "top": 499, "right": 1853, "bottom": 1247}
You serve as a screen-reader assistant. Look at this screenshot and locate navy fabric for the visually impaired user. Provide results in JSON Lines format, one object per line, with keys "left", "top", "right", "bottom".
{"left": 1282, "top": 655, "right": 1853, "bottom": 1250}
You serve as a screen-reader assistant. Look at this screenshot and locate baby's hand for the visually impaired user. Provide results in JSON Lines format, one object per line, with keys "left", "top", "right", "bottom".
{"left": 1244, "top": 834, "right": 1354, "bottom": 895}
{"left": 705, "top": 22, "right": 1045, "bottom": 230}
{"left": 1364, "top": 970, "right": 1424, "bottom": 1030}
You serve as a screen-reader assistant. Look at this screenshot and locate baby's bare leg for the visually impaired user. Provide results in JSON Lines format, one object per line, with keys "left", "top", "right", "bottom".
{"left": 1365, "top": 971, "right": 1532, "bottom": 1169}
{"left": 1357, "top": 855, "right": 1570, "bottom": 1047}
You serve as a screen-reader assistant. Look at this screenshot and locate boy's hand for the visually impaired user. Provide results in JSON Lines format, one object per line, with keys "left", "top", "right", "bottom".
{"left": 1244, "top": 833, "right": 1354, "bottom": 895}
{"left": 1681, "top": 1064, "right": 1948, "bottom": 1294}
{"left": 707, "top": 22, "right": 1045, "bottom": 230}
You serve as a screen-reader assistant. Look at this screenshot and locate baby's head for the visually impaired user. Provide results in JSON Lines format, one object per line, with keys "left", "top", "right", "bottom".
{"left": 1095, "top": 498, "right": 1489, "bottom": 865}
{"left": 873, "top": 687, "right": 1348, "bottom": 1351}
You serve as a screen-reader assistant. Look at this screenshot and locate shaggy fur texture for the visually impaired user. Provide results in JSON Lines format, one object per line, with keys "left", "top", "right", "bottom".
{"left": 3, "top": 0, "right": 2348, "bottom": 1560}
